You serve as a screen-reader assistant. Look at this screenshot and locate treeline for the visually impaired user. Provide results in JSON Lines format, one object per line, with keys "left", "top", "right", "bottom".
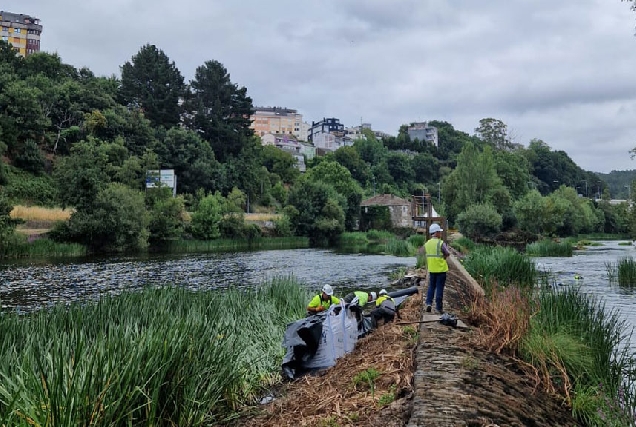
{"left": 0, "top": 41, "right": 631, "bottom": 254}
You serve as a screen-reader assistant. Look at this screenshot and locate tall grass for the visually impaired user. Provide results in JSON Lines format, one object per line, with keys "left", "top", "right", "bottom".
{"left": 366, "top": 230, "right": 394, "bottom": 242}
{"left": 0, "top": 276, "right": 309, "bottom": 426}
{"left": 450, "top": 236, "right": 475, "bottom": 254}
{"left": 605, "top": 257, "right": 636, "bottom": 287}
{"left": 11, "top": 205, "right": 73, "bottom": 222}
{"left": 337, "top": 232, "right": 369, "bottom": 246}
{"left": 383, "top": 237, "right": 414, "bottom": 257}
{"left": 0, "top": 234, "right": 86, "bottom": 258}
{"left": 407, "top": 234, "right": 425, "bottom": 248}
{"left": 525, "top": 239, "right": 573, "bottom": 257}
{"left": 164, "top": 237, "right": 309, "bottom": 253}
{"left": 520, "top": 287, "right": 636, "bottom": 425}
{"left": 462, "top": 246, "right": 537, "bottom": 292}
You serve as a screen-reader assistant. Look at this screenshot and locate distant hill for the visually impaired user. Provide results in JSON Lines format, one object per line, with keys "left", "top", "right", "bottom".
{"left": 595, "top": 170, "right": 636, "bottom": 199}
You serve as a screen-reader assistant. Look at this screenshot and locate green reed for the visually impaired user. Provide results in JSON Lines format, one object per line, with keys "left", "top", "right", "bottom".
{"left": 520, "top": 287, "right": 636, "bottom": 426}
{"left": 0, "top": 276, "right": 309, "bottom": 426}
{"left": 609, "top": 257, "right": 636, "bottom": 287}
{"left": 525, "top": 239, "right": 573, "bottom": 257}
{"left": 163, "top": 237, "right": 309, "bottom": 253}
{"left": 383, "top": 237, "right": 415, "bottom": 257}
{"left": 0, "top": 234, "right": 86, "bottom": 258}
{"left": 462, "top": 245, "right": 536, "bottom": 292}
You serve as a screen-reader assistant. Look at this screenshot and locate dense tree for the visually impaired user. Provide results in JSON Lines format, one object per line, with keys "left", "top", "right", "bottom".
{"left": 184, "top": 60, "right": 254, "bottom": 162}
{"left": 287, "top": 179, "right": 346, "bottom": 245}
{"left": 475, "top": 118, "right": 512, "bottom": 150}
{"left": 119, "top": 44, "right": 184, "bottom": 128}
{"left": 332, "top": 146, "right": 371, "bottom": 184}
{"left": 386, "top": 152, "right": 415, "bottom": 186}
{"left": 261, "top": 145, "right": 300, "bottom": 184}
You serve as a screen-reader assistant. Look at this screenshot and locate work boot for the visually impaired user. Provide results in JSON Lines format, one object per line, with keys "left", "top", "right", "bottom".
{"left": 426, "top": 305, "right": 432, "bottom": 313}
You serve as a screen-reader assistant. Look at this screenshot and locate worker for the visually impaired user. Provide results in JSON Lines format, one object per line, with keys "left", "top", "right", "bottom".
{"left": 371, "top": 289, "right": 396, "bottom": 327}
{"left": 307, "top": 284, "right": 340, "bottom": 315}
{"left": 343, "top": 291, "right": 377, "bottom": 307}
{"left": 425, "top": 223, "right": 450, "bottom": 314}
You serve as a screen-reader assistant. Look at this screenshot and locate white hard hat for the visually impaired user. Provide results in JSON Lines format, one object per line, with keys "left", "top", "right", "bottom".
{"left": 370, "top": 291, "right": 377, "bottom": 301}
{"left": 429, "top": 223, "right": 443, "bottom": 234}
{"left": 379, "top": 289, "right": 388, "bottom": 296}
{"left": 322, "top": 284, "right": 334, "bottom": 296}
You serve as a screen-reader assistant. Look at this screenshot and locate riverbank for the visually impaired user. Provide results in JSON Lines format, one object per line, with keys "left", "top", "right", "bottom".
{"left": 237, "top": 258, "right": 579, "bottom": 426}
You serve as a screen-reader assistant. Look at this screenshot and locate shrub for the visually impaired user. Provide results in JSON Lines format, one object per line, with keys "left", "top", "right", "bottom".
{"left": 456, "top": 203, "right": 502, "bottom": 240}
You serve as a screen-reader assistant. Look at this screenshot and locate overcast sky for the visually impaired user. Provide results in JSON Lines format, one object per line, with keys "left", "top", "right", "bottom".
{"left": 4, "top": 0, "right": 636, "bottom": 173}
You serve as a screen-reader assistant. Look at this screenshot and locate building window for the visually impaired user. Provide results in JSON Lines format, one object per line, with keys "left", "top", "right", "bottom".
{"left": 13, "top": 28, "right": 20, "bottom": 33}
{"left": 2, "top": 36, "right": 7, "bottom": 41}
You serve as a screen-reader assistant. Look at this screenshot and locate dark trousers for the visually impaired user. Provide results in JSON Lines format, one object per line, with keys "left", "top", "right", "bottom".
{"left": 371, "top": 306, "right": 395, "bottom": 327}
{"left": 426, "top": 272, "right": 447, "bottom": 312}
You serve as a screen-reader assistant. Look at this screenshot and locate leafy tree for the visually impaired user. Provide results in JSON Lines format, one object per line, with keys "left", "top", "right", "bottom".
{"left": 443, "top": 142, "right": 508, "bottom": 223}
{"left": 54, "top": 140, "right": 111, "bottom": 209}
{"left": 306, "top": 160, "right": 363, "bottom": 230}
{"left": 412, "top": 152, "right": 440, "bottom": 184}
{"left": 0, "top": 191, "right": 19, "bottom": 246}
{"left": 184, "top": 60, "right": 254, "bottom": 162}
{"left": 332, "top": 146, "right": 371, "bottom": 184}
{"left": 13, "top": 139, "right": 45, "bottom": 175}
{"left": 119, "top": 44, "right": 184, "bottom": 128}
{"left": 287, "top": 179, "right": 345, "bottom": 245}
{"left": 386, "top": 152, "right": 415, "bottom": 186}
{"left": 456, "top": 203, "right": 502, "bottom": 240}
{"left": 354, "top": 130, "right": 387, "bottom": 165}
{"left": 261, "top": 145, "right": 299, "bottom": 184}
{"left": 190, "top": 192, "right": 224, "bottom": 240}
{"left": 493, "top": 149, "right": 531, "bottom": 200}
{"left": 155, "top": 127, "right": 223, "bottom": 194}
{"left": 146, "top": 187, "right": 186, "bottom": 245}
{"left": 475, "top": 118, "right": 512, "bottom": 150}
{"left": 64, "top": 183, "right": 149, "bottom": 253}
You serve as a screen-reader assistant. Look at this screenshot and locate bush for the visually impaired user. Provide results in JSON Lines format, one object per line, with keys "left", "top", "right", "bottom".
{"left": 147, "top": 192, "right": 186, "bottom": 245}
{"left": 456, "top": 203, "right": 502, "bottom": 240}
{"left": 190, "top": 193, "right": 223, "bottom": 240}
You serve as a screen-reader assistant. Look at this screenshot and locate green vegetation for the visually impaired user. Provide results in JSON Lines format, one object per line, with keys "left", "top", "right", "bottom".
{"left": 352, "top": 368, "right": 381, "bottom": 399}
{"left": 525, "top": 239, "right": 574, "bottom": 257}
{"left": 163, "top": 237, "right": 309, "bottom": 253}
{"left": 462, "top": 245, "right": 537, "bottom": 292}
{"left": 606, "top": 257, "right": 636, "bottom": 287}
{"left": 450, "top": 236, "right": 476, "bottom": 254}
{"left": 0, "top": 234, "right": 86, "bottom": 258}
{"left": 520, "top": 288, "right": 636, "bottom": 426}
{"left": 0, "top": 276, "right": 308, "bottom": 426}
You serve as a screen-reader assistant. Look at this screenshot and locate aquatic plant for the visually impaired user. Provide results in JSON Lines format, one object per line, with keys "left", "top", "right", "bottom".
{"left": 605, "top": 257, "right": 636, "bottom": 287}
{"left": 462, "top": 246, "right": 536, "bottom": 292}
{"left": 525, "top": 239, "right": 573, "bottom": 257}
{"left": 0, "top": 276, "right": 309, "bottom": 425}
{"left": 163, "top": 237, "right": 309, "bottom": 253}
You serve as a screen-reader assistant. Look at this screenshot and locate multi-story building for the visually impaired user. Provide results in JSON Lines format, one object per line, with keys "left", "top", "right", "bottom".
{"left": 407, "top": 122, "right": 438, "bottom": 147}
{"left": 308, "top": 118, "right": 344, "bottom": 143}
{"left": 251, "top": 106, "right": 307, "bottom": 141}
{"left": 0, "top": 11, "right": 42, "bottom": 57}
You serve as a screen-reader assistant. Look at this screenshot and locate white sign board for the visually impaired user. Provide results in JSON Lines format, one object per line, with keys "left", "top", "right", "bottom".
{"left": 146, "top": 169, "right": 177, "bottom": 195}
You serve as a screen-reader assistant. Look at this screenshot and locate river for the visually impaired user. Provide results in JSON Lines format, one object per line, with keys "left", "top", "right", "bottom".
{"left": 0, "top": 249, "right": 416, "bottom": 312}
{"left": 3, "top": 242, "right": 636, "bottom": 353}
{"left": 534, "top": 240, "right": 636, "bottom": 353}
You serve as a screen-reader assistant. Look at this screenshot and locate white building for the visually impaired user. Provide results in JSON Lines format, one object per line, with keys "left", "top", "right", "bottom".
{"left": 407, "top": 122, "right": 438, "bottom": 147}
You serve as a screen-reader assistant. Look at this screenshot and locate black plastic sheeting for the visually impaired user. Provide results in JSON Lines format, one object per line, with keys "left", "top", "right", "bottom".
{"left": 281, "top": 286, "right": 419, "bottom": 379}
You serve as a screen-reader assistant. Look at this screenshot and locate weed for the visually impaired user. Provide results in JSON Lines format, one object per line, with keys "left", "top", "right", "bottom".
{"left": 353, "top": 367, "right": 381, "bottom": 398}
{"left": 378, "top": 385, "right": 396, "bottom": 407}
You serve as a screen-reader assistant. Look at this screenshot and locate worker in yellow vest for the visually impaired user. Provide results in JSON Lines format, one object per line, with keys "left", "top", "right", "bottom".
{"left": 371, "top": 289, "right": 396, "bottom": 327}
{"left": 425, "top": 223, "right": 449, "bottom": 314}
{"left": 307, "top": 284, "right": 340, "bottom": 315}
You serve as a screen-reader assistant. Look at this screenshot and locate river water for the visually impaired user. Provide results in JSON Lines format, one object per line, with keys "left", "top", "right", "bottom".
{"left": 3, "top": 242, "right": 636, "bottom": 353}
{"left": 0, "top": 249, "right": 416, "bottom": 312}
{"left": 534, "top": 240, "right": 636, "bottom": 353}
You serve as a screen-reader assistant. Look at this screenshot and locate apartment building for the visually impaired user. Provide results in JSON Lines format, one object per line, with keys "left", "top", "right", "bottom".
{"left": 407, "top": 122, "right": 438, "bottom": 147}
{"left": 251, "top": 106, "right": 308, "bottom": 141}
{"left": 308, "top": 117, "right": 344, "bottom": 143}
{"left": 0, "top": 11, "right": 42, "bottom": 57}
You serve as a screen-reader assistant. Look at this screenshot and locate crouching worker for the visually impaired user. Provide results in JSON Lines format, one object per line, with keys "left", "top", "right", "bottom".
{"left": 307, "top": 284, "right": 340, "bottom": 316}
{"left": 371, "top": 289, "right": 396, "bottom": 327}
{"left": 343, "top": 291, "right": 377, "bottom": 330}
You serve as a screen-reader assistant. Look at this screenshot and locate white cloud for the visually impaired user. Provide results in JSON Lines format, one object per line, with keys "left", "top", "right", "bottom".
{"left": 3, "top": 0, "right": 636, "bottom": 172}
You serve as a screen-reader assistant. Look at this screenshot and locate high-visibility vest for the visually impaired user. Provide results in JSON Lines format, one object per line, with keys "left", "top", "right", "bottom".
{"left": 375, "top": 295, "right": 395, "bottom": 311}
{"left": 353, "top": 291, "right": 369, "bottom": 306}
{"left": 307, "top": 294, "right": 340, "bottom": 310}
{"left": 425, "top": 237, "right": 448, "bottom": 273}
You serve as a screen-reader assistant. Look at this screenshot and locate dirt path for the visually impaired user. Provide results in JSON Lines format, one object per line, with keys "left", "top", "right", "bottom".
{"left": 236, "top": 259, "right": 579, "bottom": 427}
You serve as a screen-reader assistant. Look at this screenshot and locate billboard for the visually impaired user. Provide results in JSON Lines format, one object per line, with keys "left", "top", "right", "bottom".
{"left": 146, "top": 169, "right": 177, "bottom": 195}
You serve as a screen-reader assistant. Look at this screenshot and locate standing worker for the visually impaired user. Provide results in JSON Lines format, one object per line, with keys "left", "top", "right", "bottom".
{"left": 307, "top": 284, "right": 340, "bottom": 315}
{"left": 371, "top": 289, "right": 396, "bottom": 327}
{"left": 425, "top": 223, "right": 450, "bottom": 314}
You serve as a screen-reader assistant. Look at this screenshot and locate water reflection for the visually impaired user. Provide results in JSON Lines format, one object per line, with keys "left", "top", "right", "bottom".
{"left": 0, "top": 249, "right": 415, "bottom": 313}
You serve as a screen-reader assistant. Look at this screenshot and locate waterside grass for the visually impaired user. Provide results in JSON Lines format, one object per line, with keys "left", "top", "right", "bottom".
{"left": 163, "top": 237, "right": 310, "bottom": 253}
{"left": 0, "top": 234, "right": 86, "bottom": 258}
{"left": 525, "top": 239, "right": 573, "bottom": 257}
{"left": 520, "top": 287, "right": 636, "bottom": 425}
{"left": 0, "top": 276, "right": 309, "bottom": 426}
{"left": 606, "top": 257, "right": 636, "bottom": 287}
{"left": 462, "top": 245, "right": 537, "bottom": 292}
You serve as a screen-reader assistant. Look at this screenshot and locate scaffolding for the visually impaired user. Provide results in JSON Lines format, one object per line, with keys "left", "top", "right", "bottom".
{"left": 411, "top": 193, "right": 447, "bottom": 240}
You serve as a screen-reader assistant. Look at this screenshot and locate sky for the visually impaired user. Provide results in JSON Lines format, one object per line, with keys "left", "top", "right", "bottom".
{"left": 3, "top": 0, "right": 636, "bottom": 173}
